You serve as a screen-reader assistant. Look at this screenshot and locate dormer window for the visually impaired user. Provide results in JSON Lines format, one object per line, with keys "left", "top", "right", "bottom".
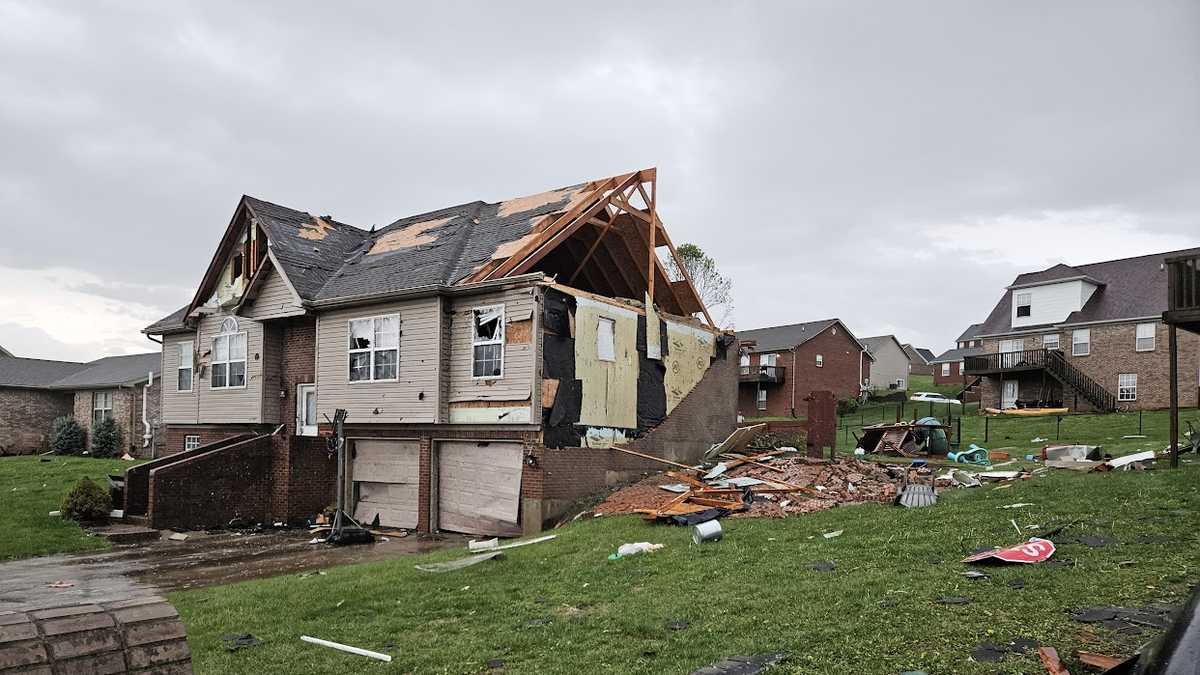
{"left": 232, "top": 254, "right": 244, "bottom": 280}
{"left": 1015, "top": 293, "right": 1032, "bottom": 318}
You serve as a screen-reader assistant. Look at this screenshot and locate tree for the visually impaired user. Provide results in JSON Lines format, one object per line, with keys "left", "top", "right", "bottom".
{"left": 666, "top": 243, "right": 734, "bottom": 328}
{"left": 49, "top": 416, "right": 86, "bottom": 455}
{"left": 90, "top": 418, "right": 123, "bottom": 458}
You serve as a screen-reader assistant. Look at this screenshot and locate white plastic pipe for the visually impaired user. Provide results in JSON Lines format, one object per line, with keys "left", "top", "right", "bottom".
{"left": 301, "top": 635, "right": 392, "bottom": 662}
{"left": 142, "top": 371, "right": 154, "bottom": 456}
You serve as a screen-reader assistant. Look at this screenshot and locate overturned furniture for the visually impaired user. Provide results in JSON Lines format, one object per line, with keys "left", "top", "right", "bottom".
{"left": 857, "top": 419, "right": 950, "bottom": 457}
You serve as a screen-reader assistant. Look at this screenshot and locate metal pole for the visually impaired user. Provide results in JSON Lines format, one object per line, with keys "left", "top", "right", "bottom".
{"left": 1139, "top": 409, "right": 1143, "bottom": 436}
{"left": 1056, "top": 415, "right": 1062, "bottom": 441}
{"left": 1170, "top": 324, "right": 1180, "bottom": 469}
{"left": 984, "top": 415, "right": 989, "bottom": 443}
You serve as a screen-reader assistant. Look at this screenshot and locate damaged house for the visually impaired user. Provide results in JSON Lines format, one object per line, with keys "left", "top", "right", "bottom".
{"left": 130, "top": 169, "right": 737, "bottom": 536}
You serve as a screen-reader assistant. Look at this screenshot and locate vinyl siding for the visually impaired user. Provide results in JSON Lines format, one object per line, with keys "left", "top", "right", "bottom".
{"left": 161, "top": 333, "right": 199, "bottom": 424}
{"left": 1011, "top": 280, "right": 1099, "bottom": 328}
{"left": 447, "top": 287, "right": 537, "bottom": 404}
{"left": 196, "top": 312, "right": 266, "bottom": 424}
{"left": 315, "top": 297, "right": 440, "bottom": 423}
{"left": 242, "top": 267, "right": 304, "bottom": 320}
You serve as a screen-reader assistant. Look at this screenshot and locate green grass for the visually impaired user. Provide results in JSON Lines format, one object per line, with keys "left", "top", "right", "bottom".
{"left": 171, "top": 466, "right": 1200, "bottom": 674}
{"left": 0, "top": 456, "right": 136, "bottom": 560}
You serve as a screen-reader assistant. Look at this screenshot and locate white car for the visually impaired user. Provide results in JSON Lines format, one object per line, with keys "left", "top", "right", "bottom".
{"left": 910, "top": 392, "right": 962, "bottom": 405}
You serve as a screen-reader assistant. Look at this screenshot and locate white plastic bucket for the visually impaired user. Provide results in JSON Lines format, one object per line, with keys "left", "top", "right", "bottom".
{"left": 692, "top": 519, "right": 723, "bottom": 544}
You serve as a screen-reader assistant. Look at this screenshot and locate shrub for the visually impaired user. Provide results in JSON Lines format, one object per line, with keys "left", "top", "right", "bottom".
{"left": 868, "top": 390, "right": 908, "bottom": 404}
{"left": 836, "top": 397, "right": 859, "bottom": 416}
{"left": 61, "top": 477, "right": 112, "bottom": 522}
{"left": 49, "top": 416, "right": 86, "bottom": 455}
{"left": 90, "top": 418, "right": 123, "bottom": 458}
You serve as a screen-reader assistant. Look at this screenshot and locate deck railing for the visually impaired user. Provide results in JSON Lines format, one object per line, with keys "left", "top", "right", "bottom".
{"left": 1167, "top": 253, "right": 1200, "bottom": 313}
{"left": 963, "top": 348, "right": 1116, "bottom": 412}
{"left": 738, "top": 365, "right": 786, "bottom": 384}
{"left": 963, "top": 349, "right": 1048, "bottom": 374}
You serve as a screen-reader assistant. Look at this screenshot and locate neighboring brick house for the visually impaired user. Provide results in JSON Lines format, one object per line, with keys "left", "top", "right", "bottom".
{"left": 0, "top": 350, "right": 160, "bottom": 455}
{"left": 965, "top": 249, "right": 1200, "bottom": 411}
{"left": 0, "top": 354, "right": 85, "bottom": 455}
{"left": 735, "top": 319, "right": 871, "bottom": 417}
{"left": 930, "top": 323, "right": 984, "bottom": 386}
{"left": 132, "top": 169, "right": 738, "bottom": 535}
{"left": 860, "top": 335, "right": 911, "bottom": 391}
{"left": 902, "top": 344, "right": 934, "bottom": 376}
{"left": 49, "top": 353, "right": 162, "bottom": 457}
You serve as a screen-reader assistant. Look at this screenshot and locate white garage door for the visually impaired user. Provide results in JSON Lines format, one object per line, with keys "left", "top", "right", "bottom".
{"left": 352, "top": 439, "right": 419, "bottom": 529}
{"left": 437, "top": 441, "right": 523, "bottom": 536}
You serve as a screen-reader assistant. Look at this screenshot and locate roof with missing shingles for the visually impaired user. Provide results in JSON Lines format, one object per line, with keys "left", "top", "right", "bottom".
{"left": 146, "top": 179, "right": 604, "bottom": 331}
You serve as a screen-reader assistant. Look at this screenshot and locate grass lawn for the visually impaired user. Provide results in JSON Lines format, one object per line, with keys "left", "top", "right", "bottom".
{"left": 0, "top": 455, "right": 136, "bottom": 560}
{"left": 170, "top": 411, "right": 1200, "bottom": 673}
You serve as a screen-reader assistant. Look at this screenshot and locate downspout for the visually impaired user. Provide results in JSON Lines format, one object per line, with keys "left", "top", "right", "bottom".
{"left": 143, "top": 371, "right": 154, "bottom": 458}
{"left": 859, "top": 349, "right": 865, "bottom": 400}
{"left": 790, "top": 347, "right": 797, "bottom": 417}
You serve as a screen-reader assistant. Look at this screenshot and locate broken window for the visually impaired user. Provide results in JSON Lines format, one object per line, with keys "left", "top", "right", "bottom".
{"left": 212, "top": 317, "right": 247, "bottom": 389}
{"left": 596, "top": 317, "right": 615, "bottom": 363}
{"left": 472, "top": 306, "right": 505, "bottom": 378}
{"left": 177, "top": 341, "right": 193, "bottom": 392}
{"left": 232, "top": 253, "right": 244, "bottom": 280}
{"left": 349, "top": 314, "right": 400, "bottom": 382}
{"left": 92, "top": 391, "right": 113, "bottom": 425}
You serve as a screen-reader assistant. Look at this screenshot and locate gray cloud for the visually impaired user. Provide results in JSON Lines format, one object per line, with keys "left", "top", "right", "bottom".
{"left": 1, "top": 0, "right": 1196, "bottom": 359}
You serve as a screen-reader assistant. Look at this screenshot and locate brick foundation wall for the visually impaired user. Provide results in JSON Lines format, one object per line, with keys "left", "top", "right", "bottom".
{"left": 978, "top": 323, "right": 1200, "bottom": 410}
{"left": 0, "top": 388, "right": 74, "bottom": 455}
{"left": 146, "top": 435, "right": 274, "bottom": 530}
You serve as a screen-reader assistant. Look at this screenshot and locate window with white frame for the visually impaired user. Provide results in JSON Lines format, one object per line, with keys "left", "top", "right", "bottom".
{"left": 177, "top": 341, "right": 193, "bottom": 392}
{"left": 816, "top": 354, "right": 824, "bottom": 367}
{"left": 1135, "top": 323, "right": 1156, "bottom": 352}
{"left": 92, "top": 391, "right": 112, "bottom": 425}
{"left": 184, "top": 435, "right": 201, "bottom": 450}
{"left": 471, "top": 306, "right": 505, "bottom": 377}
{"left": 1118, "top": 373, "right": 1137, "bottom": 401}
{"left": 1042, "top": 333, "right": 1059, "bottom": 350}
{"left": 756, "top": 388, "right": 767, "bottom": 410}
{"left": 349, "top": 314, "right": 400, "bottom": 382}
{"left": 941, "top": 363, "right": 951, "bottom": 377}
{"left": 211, "top": 317, "right": 247, "bottom": 388}
{"left": 595, "top": 316, "right": 615, "bottom": 363}
{"left": 1015, "top": 292, "right": 1032, "bottom": 318}
{"left": 739, "top": 353, "right": 750, "bottom": 367}
{"left": 1072, "top": 329, "right": 1090, "bottom": 356}
{"left": 957, "top": 360, "right": 963, "bottom": 374}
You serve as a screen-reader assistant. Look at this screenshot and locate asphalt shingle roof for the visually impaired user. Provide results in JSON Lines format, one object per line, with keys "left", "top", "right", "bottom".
{"left": 0, "top": 357, "right": 87, "bottom": 389}
{"left": 48, "top": 353, "right": 161, "bottom": 389}
{"left": 978, "top": 247, "right": 1200, "bottom": 336}
{"left": 955, "top": 323, "right": 984, "bottom": 343}
{"left": 916, "top": 347, "right": 936, "bottom": 362}
{"left": 736, "top": 319, "right": 843, "bottom": 353}
{"left": 929, "top": 346, "right": 983, "bottom": 364}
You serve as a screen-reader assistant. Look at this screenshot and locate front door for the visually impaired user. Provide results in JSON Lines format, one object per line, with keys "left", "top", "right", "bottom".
{"left": 297, "top": 384, "right": 317, "bottom": 436}
{"left": 1001, "top": 380, "right": 1018, "bottom": 409}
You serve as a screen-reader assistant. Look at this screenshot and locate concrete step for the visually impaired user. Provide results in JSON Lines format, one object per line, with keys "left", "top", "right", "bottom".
{"left": 88, "top": 523, "right": 161, "bottom": 545}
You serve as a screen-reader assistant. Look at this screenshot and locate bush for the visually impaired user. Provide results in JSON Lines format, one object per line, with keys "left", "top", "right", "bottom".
{"left": 49, "top": 416, "right": 86, "bottom": 454}
{"left": 836, "top": 397, "right": 859, "bottom": 416}
{"left": 61, "top": 477, "right": 112, "bottom": 522}
{"left": 90, "top": 418, "right": 123, "bottom": 458}
{"left": 868, "top": 390, "right": 908, "bottom": 404}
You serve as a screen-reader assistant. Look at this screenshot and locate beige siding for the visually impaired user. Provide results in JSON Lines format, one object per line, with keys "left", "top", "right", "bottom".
{"left": 196, "top": 311, "right": 266, "bottom": 424}
{"left": 447, "top": 288, "right": 537, "bottom": 405}
{"left": 161, "top": 333, "right": 199, "bottom": 424}
{"left": 315, "top": 297, "right": 440, "bottom": 423}
{"left": 242, "top": 267, "right": 304, "bottom": 320}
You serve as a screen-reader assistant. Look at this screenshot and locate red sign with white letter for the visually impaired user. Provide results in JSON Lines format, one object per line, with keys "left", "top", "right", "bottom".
{"left": 961, "top": 537, "right": 1056, "bottom": 564}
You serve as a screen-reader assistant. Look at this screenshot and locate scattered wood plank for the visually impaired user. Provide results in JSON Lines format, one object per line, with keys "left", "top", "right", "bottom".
{"left": 609, "top": 445, "right": 699, "bottom": 471}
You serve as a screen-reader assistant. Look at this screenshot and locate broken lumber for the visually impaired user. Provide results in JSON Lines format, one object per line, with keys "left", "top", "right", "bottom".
{"left": 609, "top": 445, "right": 698, "bottom": 470}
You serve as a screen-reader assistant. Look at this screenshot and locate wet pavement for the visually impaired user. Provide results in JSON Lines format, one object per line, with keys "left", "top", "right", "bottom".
{"left": 0, "top": 529, "right": 466, "bottom": 612}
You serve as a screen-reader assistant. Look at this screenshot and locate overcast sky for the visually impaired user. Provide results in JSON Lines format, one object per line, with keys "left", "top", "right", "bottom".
{"left": 2, "top": 1, "right": 1197, "bottom": 362}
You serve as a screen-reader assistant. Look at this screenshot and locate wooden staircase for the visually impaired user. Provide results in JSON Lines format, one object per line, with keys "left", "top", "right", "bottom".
{"left": 1044, "top": 350, "right": 1118, "bottom": 412}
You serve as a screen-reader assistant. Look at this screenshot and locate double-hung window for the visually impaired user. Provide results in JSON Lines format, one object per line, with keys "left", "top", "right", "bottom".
{"left": 756, "top": 389, "right": 767, "bottom": 410}
{"left": 1015, "top": 292, "right": 1032, "bottom": 318}
{"left": 177, "top": 341, "right": 194, "bottom": 392}
{"left": 211, "top": 317, "right": 247, "bottom": 388}
{"left": 941, "top": 363, "right": 951, "bottom": 377}
{"left": 816, "top": 354, "right": 824, "bottom": 367}
{"left": 349, "top": 315, "right": 400, "bottom": 382}
{"left": 1072, "top": 329, "right": 1090, "bottom": 357}
{"left": 92, "top": 392, "right": 112, "bottom": 425}
{"left": 1042, "top": 333, "right": 1059, "bottom": 350}
{"left": 1135, "top": 323, "right": 1155, "bottom": 352}
{"left": 471, "top": 306, "right": 505, "bottom": 377}
{"left": 1118, "top": 373, "right": 1137, "bottom": 402}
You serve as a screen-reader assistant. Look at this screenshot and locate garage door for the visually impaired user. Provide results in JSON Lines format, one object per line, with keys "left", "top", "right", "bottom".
{"left": 352, "top": 440, "right": 419, "bottom": 529}
{"left": 437, "top": 441, "right": 523, "bottom": 536}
